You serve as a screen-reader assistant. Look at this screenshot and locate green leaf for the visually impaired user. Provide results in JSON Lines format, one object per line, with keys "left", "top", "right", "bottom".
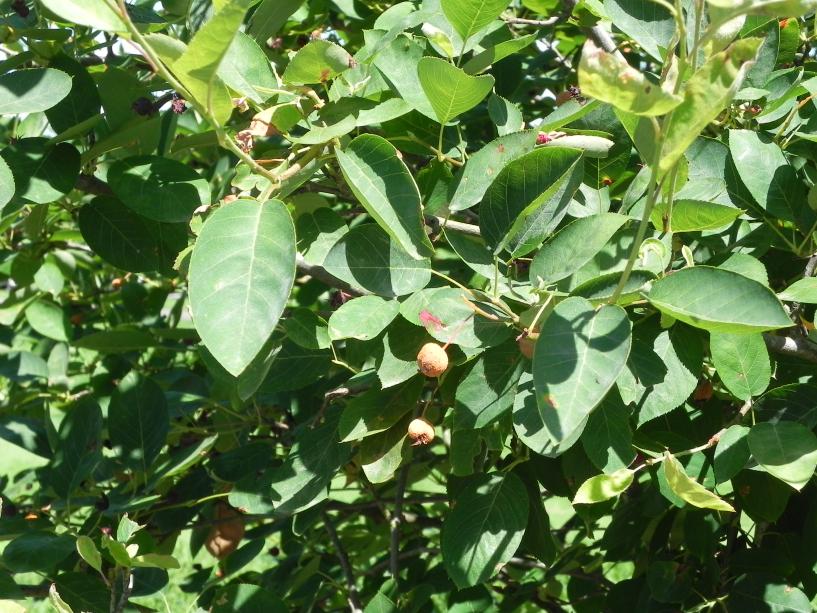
{"left": 283, "top": 308, "right": 329, "bottom": 350}
{"left": 729, "top": 574, "right": 812, "bottom": 613}
{"left": 2, "top": 532, "right": 75, "bottom": 572}
{"left": 533, "top": 297, "right": 632, "bottom": 444}
{"left": 360, "top": 417, "right": 412, "bottom": 483}
{"left": 116, "top": 515, "right": 142, "bottom": 543}
{"left": 714, "top": 425, "right": 750, "bottom": 483}
{"left": 282, "top": 40, "right": 353, "bottom": 85}
{"left": 464, "top": 34, "right": 537, "bottom": 74}
{"left": 448, "top": 130, "right": 538, "bottom": 212}
{"left": 651, "top": 199, "right": 743, "bottom": 232}
{"left": 336, "top": 134, "right": 433, "bottom": 259}
{"left": 53, "top": 573, "right": 109, "bottom": 613}
{"left": 480, "top": 147, "right": 584, "bottom": 256}
{"left": 329, "top": 296, "right": 400, "bottom": 341}
{"left": 605, "top": 0, "right": 674, "bottom": 62}
{"left": 248, "top": 0, "right": 304, "bottom": 42}
{"left": 212, "top": 584, "right": 288, "bottom": 613}
{"left": 778, "top": 277, "right": 817, "bottom": 302}
{"left": 442, "top": 472, "right": 529, "bottom": 588}
{"left": 375, "top": 317, "right": 431, "bottom": 388}
{"left": 0, "top": 156, "right": 13, "bottom": 212}
{"left": 514, "top": 372, "right": 588, "bottom": 456}
{"left": 710, "top": 332, "right": 770, "bottom": 400}
{"left": 441, "top": 0, "right": 508, "bottom": 42}
{"left": 581, "top": 390, "right": 636, "bottom": 473}
{"left": 50, "top": 398, "right": 103, "bottom": 498}
{"left": 339, "top": 377, "right": 424, "bottom": 442}
{"left": 647, "top": 266, "right": 792, "bottom": 333}
{"left": 172, "top": 0, "right": 255, "bottom": 124}
{"left": 49, "top": 584, "right": 75, "bottom": 613}
{"left": 0, "top": 139, "right": 80, "bottom": 205}
{"left": 573, "top": 468, "right": 634, "bottom": 504}
{"left": 454, "top": 341, "right": 524, "bottom": 429}
{"left": 417, "top": 57, "right": 495, "bottom": 124}
{"left": 529, "top": 213, "right": 629, "bottom": 285}
{"left": 44, "top": 54, "right": 101, "bottom": 135}
{"left": 659, "top": 39, "right": 761, "bottom": 174}
{"left": 323, "top": 224, "right": 431, "bottom": 297}
{"left": 618, "top": 323, "right": 701, "bottom": 426}
{"left": 662, "top": 453, "right": 735, "bottom": 512}
{"left": 189, "top": 199, "right": 296, "bottom": 376}
{"left": 400, "top": 286, "right": 511, "bottom": 348}
{"left": 39, "top": 0, "right": 126, "bottom": 31}
{"left": 108, "top": 372, "right": 169, "bottom": 473}
{"left": 131, "top": 554, "right": 180, "bottom": 569}
{"left": 578, "top": 40, "right": 682, "bottom": 116}
{"left": 107, "top": 155, "right": 210, "bottom": 223}
{"left": 75, "top": 536, "right": 102, "bottom": 573}
{"left": 219, "top": 31, "right": 277, "bottom": 103}
{"left": 748, "top": 421, "right": 817, "bottom": 490}
{"left": 268, "top": 413, "right": 350, "bottom": 517}
{"left": 0, "top": 69, "right": 72, "bottom": 115}
{"left": 372, "top": 36, "right": 437, "bottom": 120}
{"left": 729, "top": 129, "right": 812, "bottom": 228}
{"left": 78, "top": 196, "right": 187, "bottom": 274}
{"left": 25, "top": 299, "right": 70, "bottom": 342}
{"left": 102, "top": 536, "right": 131, "bottom": 566}
{"left": 297, "top": 207, "right": 349, "bottom": 266}
{"left": 73, "top": 327, "right": 156, "bottom": 353}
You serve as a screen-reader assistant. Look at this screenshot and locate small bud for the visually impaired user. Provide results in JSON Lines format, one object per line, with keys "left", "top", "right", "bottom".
{"left": 131, "top": 97, "right": 154, "bottom": 116}
{"left": 416, "top": 342, "right": 448, "bottom": 377}
{"left": 407, "top": 417, "right": 435, "bottom": 446}
{"left": 171, "top": 94, "right": 187, "bottom": 114}
{"left": 536, "top": 132, "right": 551, "bottom": 145}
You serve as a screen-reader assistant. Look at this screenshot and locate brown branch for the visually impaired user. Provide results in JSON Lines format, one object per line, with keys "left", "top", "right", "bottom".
{"left": 562, "top": 0, "right": 625, "bottom": 60}
{"left": 763, "top": 333, "right": 817, "bottom": 363}
{"left": 427, "top": 216, "right": 482, "bottom": 237}
{"left": 504, "top": 16, "right": 560, "bottom": 27}
{"left": 390, "top": 466, "right": 410, "bottom": 581}
{"left": 75, "top": 174, "right": 113, "bottom": 196}
{"left": 322, "top": 510, "right": 363, "bottom": 613}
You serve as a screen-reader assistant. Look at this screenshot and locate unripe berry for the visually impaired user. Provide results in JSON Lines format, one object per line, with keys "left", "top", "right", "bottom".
{"left": 407, "top": 418, "right": 435, "bottom": 446}
{"left": 416, "top": 342, "right": 448, "bottom": 377}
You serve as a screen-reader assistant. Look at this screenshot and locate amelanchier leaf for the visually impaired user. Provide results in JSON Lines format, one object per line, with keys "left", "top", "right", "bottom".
{"left": 108, "top": 372, "right": 169, "bottom": 473}
{"left": 107, "top": 155, "right": 210, "bottom": 223}
{"left": 282, "top": 39, "right": 353, "bottom": 85}
{"left": 323, "top": 224, "right": 431, "bottom": 297}
{"left": 441, "top": 472, "right": 529, "bottom": 588}
{"left": 1, "top": 139, "right": 80, "bottom": 205}
{"left": 578, "top": 40, "right": 682, "bottom": 116}
{"left": 662, "top": 453, "right": 735, "bottom": 512}
{"left": 448, "top": 130, "right": 538, "bottom": 212}
{"left": 39, "top": 0, "right": 126, "bottom": 31}
{"left": 0, "top": 69, "right": 72, "bottom": 115}
{"left": 729, "top": 129, "right": 812, "bottom": 229}
{"left": 189, "top": 199, "right": 296, "bottom": 376}
{"left": 573, "top": 468, "right": 634, "bottom": 504}
{"left": 172, "top": 0, "right": 255, "bottom": 124}
{"left": 778, "top": 277, "right": 817, "bottom": 303}
{"left": 647, "top": 266, "right": 792, "bottom": 333}
{"left": 441, "top": 0, "right": 509, "bottom": 42}
{"left": 710, "top": 332, "right": 770, "bottom": 400}
{"left": 533, "top": 297, "right": 632, "bottom": 444}
{"left": 0, "top": 156, "right": 13, "bottom": 211}
{"left": 529, "top": 213, "right": 629, "bottom": 285}
{"left": 650, "top": 199, "right": 743, "bottom": 232}
{"left": 328, "top": 296, "right": 400, "bottom": 341}
{"left": 480, "top": 147, "right": 584, "bottom": 257}
{"left": 417, "top": 57, "right": 495, "bottom": 124}
{"left": 336, "top": 134, "right": 433, "bottom": 259}
{"left": 659, "top": 38, "right": 761, "bottom": 174}
{"left": 748, "top": 422, "right": 817, "bottom": 490}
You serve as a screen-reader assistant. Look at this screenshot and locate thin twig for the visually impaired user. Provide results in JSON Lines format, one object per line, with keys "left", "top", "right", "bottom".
{"left": 322, "top": 510, "right": 363, "bottom": 613}
{"left": 562, "top": 0, "right": 626, "bottom": 60}
{"left": 504, "top": 16, "right": 560, "bottom": 27}
{"left": 365, "top": 547, "right": 438, "bottom": 576}
{"left": 390, "top": 466, "right": 410, "bottom": 581}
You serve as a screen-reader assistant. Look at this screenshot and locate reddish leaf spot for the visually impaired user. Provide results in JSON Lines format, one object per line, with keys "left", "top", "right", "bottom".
{"left": 419, "top": 310, "right": 444, "bottom": 331}
{"left": 497, "top": 144, "right": 505, "bottom": 153}
{"left": 543, "top": 395, "right": 558, "bottom": 409}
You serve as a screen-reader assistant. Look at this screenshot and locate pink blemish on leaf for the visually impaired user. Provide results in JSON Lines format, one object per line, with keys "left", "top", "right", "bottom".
{"left": 419, "top": 310, "right": 444, "bottom": 331}
{"left": 543, "top": 395, "right": 558, "bottom": 409}
{"left": 497, "top": 144, "right": 505, "bottom": 153}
